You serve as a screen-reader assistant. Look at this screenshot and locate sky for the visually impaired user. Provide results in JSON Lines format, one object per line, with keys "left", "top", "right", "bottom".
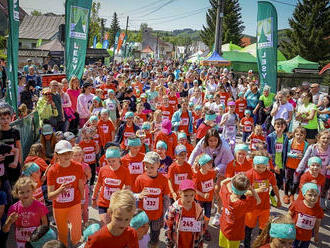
{"left": 20, "top": 0, "right": 298, "bottom": 36}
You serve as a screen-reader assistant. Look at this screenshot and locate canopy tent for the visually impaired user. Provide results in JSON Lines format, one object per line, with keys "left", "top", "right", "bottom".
{"left": 241, "top": 43, "right": 287, "bottom": 61}
{"left": 200, "top": 51, "right": 231, "bottom": 66}
{"left": 277, "top": 55, "right": 319, "bottom": 73}
{"left": 319, "top": 63, "right": 330, "bottom": 75}
{"left": 221, "top": 42, "right": 242, "bottom": 52}
{"left": 187, "top": 55, "right": 204, "bottom": 63}
{"left": 222, "top": 51, "right": 258, "bottom": 72}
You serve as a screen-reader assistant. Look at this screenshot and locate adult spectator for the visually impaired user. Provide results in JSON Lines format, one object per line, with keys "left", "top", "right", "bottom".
{"left": 244, "top": 84, "right": 260, "bottom": 122}
{"left": 20, "top": 79, "right": 38, "bottom": 111}
{"left": 0, "top": 58, "right": 6, "bottom": 97}
{"left": 23, "top": 59, "right": 37, "bottom": 75}
{"left": 26, "top": 66, "right": 41, "bottom": 87}
{"left": 270, "top": 90, "right": 293, "bottom": 130}
{"left": 310, "top": 83, "right": 324, "bottom": 106}
{"left": 318, "top": 95, "right": 330, "bottom": 129}
{"left": 205, "top": 75, "right": 217, "bottom": 95}
{"left": 49, "top": 80, "right": 64, "bottom": 131}
{"left": 254, "top": 85, "right": 275, "bottom": 124}
{"left": 296, "top": 91, "right": 318, "bottom": 143}
{"left": 77, "top": 82, "right": 94, "bottom": 128}
{"left": 59, "top": 83, "right": 74, "bottom": 132}
{"left": 36, "top": 88, "right": 58, "bottom": 127}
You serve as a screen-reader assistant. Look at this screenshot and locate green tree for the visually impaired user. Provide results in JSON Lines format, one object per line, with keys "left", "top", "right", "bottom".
{"left": 31, "top": 10, "right": 42, "bottom": 16}
{"left": 200, "top": 0, "right": 245, "bottom": 50}
{"left": 280, "top": 0, "right": 330, "bottom": 65}
{"left": 109, "top": 12, "right": 121, "bottom": 47}
{"left": 88, "top": 1, "right": 101, "bottom": 47}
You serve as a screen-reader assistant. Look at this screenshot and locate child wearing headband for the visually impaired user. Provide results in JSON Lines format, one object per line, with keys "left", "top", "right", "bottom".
{"left": 244, "top": 154, "right": 282, "bottom": 248}
{"left": 177, "top": 132, "right": 194, "bottom": 158}
{"left": 219, "top": 173, "right": 261, "bottom": 248}
{"left": 240, "top": 109, "right": 254, "bottom": 143}
{"left": 156, "top": 141, "right": 173, "bottom": 175}
{"left": 289, "top": 183, "right": 324, "bottom": 247}
{"left": 130, "top": 209, "right": 150, "bottom": 248}
{"left": 25, "top": 225, "right": 57, "bottom": 248}
{"left": 97, "top": 109, "right": 115, "bottom": 152}
{"left": 225, "top": 143, "right": 252, "bottom": 178}
{"left": 21, "top": 162, "right": 44, "bottom": 204}
{"left": 252, "top": 214, "right": 296, "bottom": 248}
{"left": 140, "top": 122, "right": 152, "bottom": 153}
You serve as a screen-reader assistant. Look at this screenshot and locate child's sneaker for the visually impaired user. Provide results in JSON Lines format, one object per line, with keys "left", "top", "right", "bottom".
{"left": 270, "top": 194, "right": 277, "bottom": 207}
{"left": 211, "top": 213, "right": 221, "bottom": 227}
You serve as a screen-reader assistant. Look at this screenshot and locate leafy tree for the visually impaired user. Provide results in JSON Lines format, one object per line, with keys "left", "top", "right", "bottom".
{"left": 88, "top": 1, "right": 101, "bottom": 47}
{"left": 31, "top": 10, "right": 42, "bottom": 16}
{"left": 108, "top": 12, "right": 121, "bottom": 47}
{"left": 200, "top": 0, "right": 245, "bottom": 50}
{"left": 280, "top": 0, "right": 329, "bottom": 65}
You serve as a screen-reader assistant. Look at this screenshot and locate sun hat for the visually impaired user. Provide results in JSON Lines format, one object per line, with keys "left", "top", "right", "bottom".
{"left": 54, "top": 140, "right": 73, "bottom": 154}
{"left": 143, "top": 151, "right": 160, "bottom": 164}
{"left": 42, "top": 124, "right": 54, "bottom": 135}
{"left": 179, "top": 179, "right": 196, "bottom": 191}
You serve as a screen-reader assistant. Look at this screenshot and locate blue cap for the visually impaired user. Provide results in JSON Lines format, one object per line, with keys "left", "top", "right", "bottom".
{"left": 22, "top": 163, "right": 40, "bottom": 176}
{"left": 125, "top": 111, "right": 134, "bottom": 119}
{"left": 93, "top": 96, "right": 101, "bottom": 103}
{"left": 178, "top": 132, "right": 187, "bottom": 140}
{"left": 253, "top": 156, "right": 269, "bottom": 165}
{"left": 127, "top": 138, "right": 142, "bottom": 147}
{"left": 198, "top": 154, "right": 212, "bottom": 166}
{"left": 106, "top": 148, "right": 121, "bottom": 159}
{"left": 189, "top": 102, "right": 194, "bottom": 107}
{"left": 308, "top": 156, "right": 322, "bottom": 167}
{"left": 156, "top": 140, "right": 167, "bottom": 150}
{"left": 142, "top": 122, "right": 151, "bottom": 130}
{"left": 301, "top": 182, "right": 320, "bottom": 196}
{"left": 205, "top": 113, "right": 216, "bottom": 121}
{"left": 83, "top": 223, "right": 101, "bottom": 241}
{"left": 175, "top": 144, "right": 187, "bottom": 155}
{"left": 244, "top": 110, "right": 251, "bottom": 115}
{"left": 270, "top": 223, "right": 296, "bottom": 240}
{"left": 130, "top": 211, "right": 149, "bottom": 230}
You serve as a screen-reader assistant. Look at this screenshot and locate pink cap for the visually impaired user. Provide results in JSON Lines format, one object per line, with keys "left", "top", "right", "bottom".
{"left": 227, "top": 101, "right": 236, "bottom": 106}
{"left": 179, "top": 179, "right": 196, "bottom": 191}
{"left": 161, "top": 119, "right": 172, "bottom": 135}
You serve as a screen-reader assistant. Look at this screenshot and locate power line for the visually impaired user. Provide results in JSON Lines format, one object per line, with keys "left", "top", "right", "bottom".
{"left": 150, "top": 8, "right": 207, "bottom": 25}
{"left": 123, "top": 0, "right": 161, "bottom": 14}
{"left": 137, "top": 0, "right": 176, "bottom": 18}
{"left": 269, "top": 0, "right": 296, "bottom": 7}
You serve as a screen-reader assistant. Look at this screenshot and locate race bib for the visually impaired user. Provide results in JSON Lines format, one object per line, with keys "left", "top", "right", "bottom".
{"left": 179, "top": 217, "right": 201, "bottom": 232}
{"left": 291, "top": 149, "right": 302, "bottom": 155}
{"left": 84, "top": 153, "right": 95, "bottom": 163}
{"left": 201, "top": 179, "right": 214, "bottom": 192}
{"left": 143, "top": 197, "right": 159, "bottom": 210}
{"left": 180, "top": 118, "right": 189, "bottom": 126}
{"left": 0, "top": 163, "right": 4, "bottom": 177}
{"left": 174, "top": 173, "right": 188, "bottom": 185}
{"left": 145, "top": 138, "right": 150, "bottom": 146}
{"left": 169, "top": 100, "right": 176, "bottom": 105}
{"left": 16, "top": 226, "right": 36, "bottom": 242}
{"left": 102, "top": 125, "right": 109, "bottom": 133}
{"left": 107, "top": 103, "right": 115, "bottom": 111}
{"left": 253, "top": 180, "right": 269, "bottom": 192}
{"left": 103, "top": 186, "right": 120, "bottom": 200}
{"left": 296, "top": 213, "right": 316, "bottom": 230}
{"left": 251, "top": 143, "right": 257, "bottom": 150}
{"left": 56, "top": 188, "right": 74, "bottom": 203}
{"left": 275, "top": 143, "right": 283, "bottom": 153}
{"left": 162, "top": 116, "right": 169, "bottom": 121}
{"left": 128, "top": 162, "right": 143, "bottom": 175}
{"left": 228, "top": 125, "right": 235, "bottom": 132}
{"left": 244, "top": 126, "right": 252, "bottom": 132}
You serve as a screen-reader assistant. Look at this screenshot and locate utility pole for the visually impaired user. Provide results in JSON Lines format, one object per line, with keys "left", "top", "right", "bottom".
{"left": 156, "top": 32, "right": 159, "bottom": 59}
{"left": 214, "top": 0, "right": 225, "bottom": 55}
{"left": 101, "top": 18, "right": 105, "bottom": 44}
{"left": 124, "top": 16, "right": 129, "bottom": 58}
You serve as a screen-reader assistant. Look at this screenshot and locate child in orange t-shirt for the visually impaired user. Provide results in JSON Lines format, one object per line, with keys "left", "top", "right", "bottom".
{"left": 235, "top": 92, "right": 247, "bottom": 119}
{"left": 135, "top": 152, "right": 170, "bottom": 248}
{"left": 141, "top": 122, "right": 153, "bottom": 151}
{"left": 121, "top": 137, "right": 145, "bottom": 192}
{"left": 97, "top": 109, "right": 115, "bottom": 150}
{"left": 284, "top": 126, "right": 308, "bottom": 204}
{"left": 158, "top": 95, "right": 174, "bottom": 121}
{"left": 289, "top": 183, "right": 324, "bottom": 248}
{"left": 177, "top": 132, "right": 194, "bottom": 158}
{"left": 92, "top": 147, "right": 132, "bottom": 225}
{"left": 192, "top": 154, "right": 216, "bottom": 241}
{"left": 168, "top": 145, "right": 193, "bottom": 202}
{"left": 164, "top": 179, "right": 205, "bottom": 248}
{"left": 248, "top": 125, "right": 266, "bottom": 151}
{"left": 240, "top": 110, "right": 254, "bottom": 143}
{"left": 225, "top": 144, "right": 252, "bottom": 178}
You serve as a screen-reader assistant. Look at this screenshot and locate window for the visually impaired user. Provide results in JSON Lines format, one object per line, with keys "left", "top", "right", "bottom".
{"left": 19, "top": 42, "right": 22, "bottom": 49}
{"left": 31, "top": 43, "right": 36, "bottom": 49}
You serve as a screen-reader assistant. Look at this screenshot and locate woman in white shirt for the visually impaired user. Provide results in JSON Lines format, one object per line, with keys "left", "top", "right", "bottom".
{"left": 270, "top": 90, "right": 293, "bottom": 130}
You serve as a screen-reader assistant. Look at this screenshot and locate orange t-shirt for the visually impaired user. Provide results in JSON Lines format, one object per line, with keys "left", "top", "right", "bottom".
{"left": 235, "top": 98, "right": 247, "bottom": 119}
{"left": 178, "top": 111, "right": 190, "bottom": 135}
{"left": 79, "top": 139, "right": 97, "bottom": 165}
{"left": 240, "top": 117, "right": 254, "bottom": 133}
{"left": 132, "top": 82, "right": 143, "bottom": 95}
{"left": 143, "top": 132, "right": 153, "bottom": 148}
{"left": 97, "top": 120, "right": 115, "bottom": 147}
{"left": 192, "top": 112, "right": 201, "bottom": 129}
{"left": 245, "top": 168, "right": 276, "bottom": 210}
{"left": 168, "top": 95, "right": 178, "bottom": 109}
{"left": 120, "top": 125, "right": 135, "bottom": 150}
{"left": 217, "top": 92, "right": 230, "bottom": 106}
{"left": 135, "top": 112, "right": 148, "bottom": 128}
{"left": 33, "top": 179, "right": 45, "bottom": 204}
{"left": 289, "top": 198, "right": 324, "bottom": 241}
{"left": 249, "top": 133, "right": 266, "bottom": 151}
{"left": 225, "top": 159, "right": 252, "bottom": 178}
{"left": 158, "top": 105, "right": 174, "bottom": 121}
{"left": 99, "top": 154, "right": 107, "bottom": 168}
{"left": 286, "top": 140, "right": 305, "bottom": 169}
{"left": 168, "top": 161, "right": 193, "bottom": 197}
{"left": 121, "top": 152, "right": 145, "bottom": 192}
{"left": 154, "top": 131, "right": 177, "bottom": 159}
{"left": 100, "top": 84, "right": 112, "bottom": 98}
{"left": 183, "top": 142, "right": 194, "bottom": 158}
{"left": 178, "top": 201, "right": 197, "bottom": 248}
{"left": 135, "top": 173, "right": 170, "bottom": 220}
{"left": 47, "top": 161, "right": 84, "bottom": 209}
{"left": 95, "top": 165, "right": 132, "bottom": 208}
{"left": 298, "top": 171, "right": 325, "bottom": 200}
{"left": 193, "top": 169, "right": 216, "bottom": 202}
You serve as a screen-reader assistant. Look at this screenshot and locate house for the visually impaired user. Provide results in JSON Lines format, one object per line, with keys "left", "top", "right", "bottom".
{"left": 0, "top": 0, "right": 27, "bottom": 35}
{"left": 19, "top": 15, "right": 65, "bottom": 49}
{"left": 141, "top": 27, "right": 173, "bottom": 58}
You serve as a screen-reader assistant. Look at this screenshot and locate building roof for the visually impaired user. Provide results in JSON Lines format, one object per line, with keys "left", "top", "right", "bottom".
{"left": 19, "top": 15, "right": 65, "bottom": 40}
{"left": 38, "top": 39, "right": 64, "bottom": 52}
{"left": 0, "top": 0, "right": 27, "bottom": 19}
{"left": 4, "top": 49, "right": 50, "bottom": 57}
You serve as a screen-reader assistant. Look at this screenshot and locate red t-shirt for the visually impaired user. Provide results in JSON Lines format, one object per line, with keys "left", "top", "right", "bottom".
{"left": 85, "top": 225, "right": 139, "bottom": 248}
{"left": 249, "top": 134, "right": 266, "bottom": 151}
{"left": 178, "top": 201, "right": 197, "bottom": 248}
{"left": 154, "top": 131, "right": 177, "bottom": 159}
{"left": 95, "top": 165, "right": 132, "bottom": 208}
{"left": 168, "top": 95, "right": 179, "bottom": 109}
{"left": 158, "top": 105, "right": 174, "bottom": 121}
{"left": 240, "top": 117, "right": 254, "bottom": 133}
{"left": 168, "top": 161, "right": 193, "bottom": 197}
{"left": 121, "top": 152, "right": 145, "bottom": 192}
{"left": 220, "top": 181, "right": 257, "bottom": 241}
{"left": 217, "top": 92, "right": 230, "bottom": 106}
{"left": 298, "top": 171, "right": 326, "bottom": 201}
{"left": 24, "top": 156, "right": 48, "bottom": 172}
{"left": 192, "top": 112, "right": 201, "bottom": 129}
{"left": 225, "top": 159, "right": 252, "bottom": 178}
{"left": 289, "top": 198, "right": 324, "bottom": 241}
{"left": 120, "top": 125, "right": 135, "bottom": 150}
{"left": 287, "top": 140, "right": 305, "bottom": 169}
{"left": 178, "top": 111, "right": 190, "bottom": 135}
{"left": 235, "top": 98, "right": 247, "bottom": 119}
{"left": 135, "top": 173, "right": 170, "bottom": 220}
{"left": 196, "top": 123, "right": 212, "bottom": 140}
{"left": 245, "top": 168, "right": 276, "bottom": 210}
{"left": 33, "top": 179, "right": 45, "bottom": 204}
{"left": 47, "top": 161, "right": 84, "bottom": 209}
{"left": 193, "top": 169, "right": 216, "bottom": 202}
{"left": 79, "top": 139, "right": 97, "bottom": 165}
{"left": 97, "top": 120, "right": 115, "bottom": 147}
{"left": 99, "top": 154, "right": 107, "bottom": 168}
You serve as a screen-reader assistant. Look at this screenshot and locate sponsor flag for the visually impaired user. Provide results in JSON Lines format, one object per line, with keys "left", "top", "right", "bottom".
{"left": 116, "top": 32, "right": 126, "bottom": 52}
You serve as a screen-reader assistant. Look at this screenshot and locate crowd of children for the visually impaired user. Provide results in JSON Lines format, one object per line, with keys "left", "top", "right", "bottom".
{"left": 0, "top": 62, "right": 329, "bottom": 248}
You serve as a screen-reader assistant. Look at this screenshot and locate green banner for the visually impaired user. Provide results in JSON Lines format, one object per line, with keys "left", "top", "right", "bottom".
{"left": 6, "top": 0, "right": 20, "bottom": 114}
{"left": 256, "top": 1, "right": 278, "bottom": 93}
{"left": 65, "top": 0, "right": 92, "bottom": 80}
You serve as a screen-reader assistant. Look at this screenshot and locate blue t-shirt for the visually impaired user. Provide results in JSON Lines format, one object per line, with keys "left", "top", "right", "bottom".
{"left": 244, "top": 89, "right": 260, "bottom": 108}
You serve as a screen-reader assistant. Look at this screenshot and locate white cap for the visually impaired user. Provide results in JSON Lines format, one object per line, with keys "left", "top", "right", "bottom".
{"left": 55, "top": 140, "right": 73, "bottom": 154}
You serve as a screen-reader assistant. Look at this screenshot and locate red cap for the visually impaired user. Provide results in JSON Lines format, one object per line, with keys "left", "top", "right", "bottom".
{"left": 179, "top": 179, "right": 196, "bottom": 191}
